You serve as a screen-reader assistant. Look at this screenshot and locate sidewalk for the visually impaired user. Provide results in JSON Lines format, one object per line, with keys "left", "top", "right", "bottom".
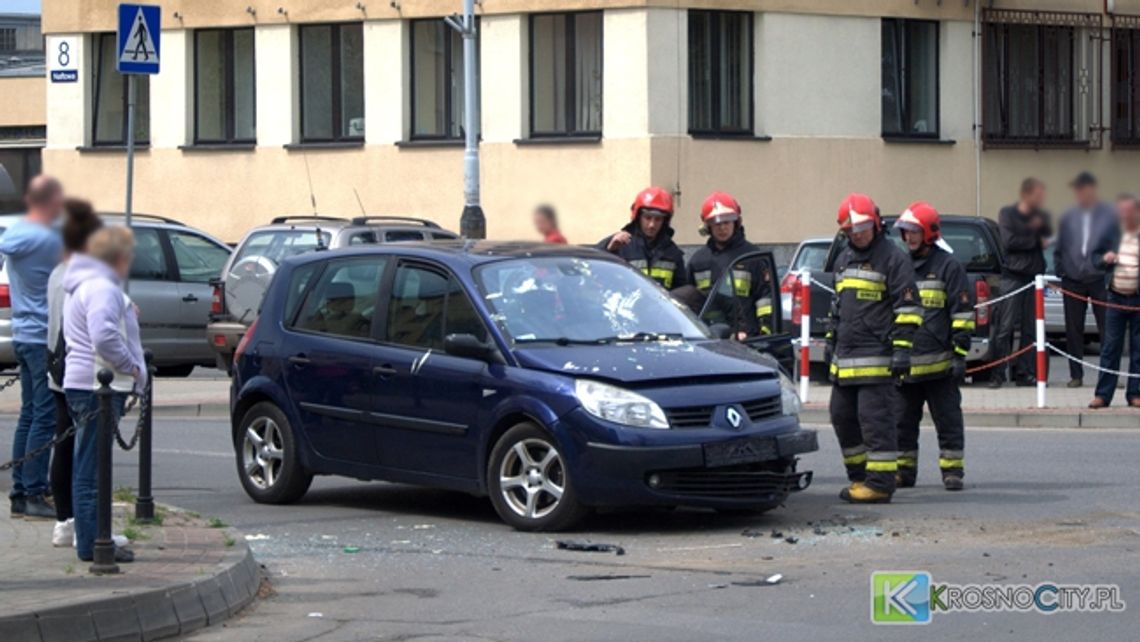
{"left": 0, "top": 374, "right": 231, "bottom": 418}
{"left": 0, "top": 503, "right": 258, "bottom": 641}
{"left": 800, "top": 380, "right": 1140, "bottom": 428}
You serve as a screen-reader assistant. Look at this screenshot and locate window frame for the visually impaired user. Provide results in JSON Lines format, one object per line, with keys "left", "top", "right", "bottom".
{"left": 527, "top": 11, "right": 604, "bottom": 139}
{"left": 91, "top": 32, "right": 150, "bottom": 146}
{"left": 0, "top": 28, "right": 16, "bottom": 52}
{"left": 409, "top": 18, "right": 479, "bottom": 141}
{"left": 980, "top": 8, "right": 1103, "bottom": 149}
{"left": 880, "top": 18, "right": 940, "bottom": 141}
{"left": 193, "top": 27, "right": 257, "bottom": 145}
{"left": 298, "top": 22, "right": 365, "bottom": 144}
{"left": 286, "top": 256, "right": 389, "bottom": 342}
{"left": 166, "top": 229, "right": 233, "bottom": 284}
{"left": 687, "top": 9, "right": 755, "bottom": 138}
{"left": 382, "top": 259, "right": 491, "bottom": 350}
{"left": 129, "top": 227, "right": 176, "bottom": 282}
{"left": 1111, "top": 15, "right": 1140, "bottom": 148}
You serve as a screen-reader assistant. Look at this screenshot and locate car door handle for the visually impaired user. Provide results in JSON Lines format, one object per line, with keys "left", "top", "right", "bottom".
{"left": 288, "top": 355, "right": 312, "bottom": 366}
{"left": 373, "top": 364, "right": 397, "bottom": 378}
{"left": 182, "top": 294, "right": 199, "bottom": 303}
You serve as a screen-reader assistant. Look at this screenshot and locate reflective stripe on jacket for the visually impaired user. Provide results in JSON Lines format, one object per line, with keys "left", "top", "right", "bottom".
{"left": 905, "top": 246, "right": 974, "bottom": 382}
{"left": 686, "top": 228, "right": 774, "bottom": 336}
{"left": 597, "top": 221, "right": 689, "bottom": 290}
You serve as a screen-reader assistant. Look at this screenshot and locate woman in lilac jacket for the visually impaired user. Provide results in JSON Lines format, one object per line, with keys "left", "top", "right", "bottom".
{"left": 63, "top": 226, "right": 145, "bottom": 563}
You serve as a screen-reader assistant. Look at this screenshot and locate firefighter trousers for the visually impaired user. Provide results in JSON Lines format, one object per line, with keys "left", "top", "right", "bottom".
{"left": 829, "top": 382, "right": 898, "bottom": 494}
{"left": 896, "top": 375, "right": 965, "bottom": 481}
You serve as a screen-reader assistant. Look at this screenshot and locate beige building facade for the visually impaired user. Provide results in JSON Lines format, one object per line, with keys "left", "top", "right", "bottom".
{"left": 36, "top": 0, "right": 1140, "bottom": 244}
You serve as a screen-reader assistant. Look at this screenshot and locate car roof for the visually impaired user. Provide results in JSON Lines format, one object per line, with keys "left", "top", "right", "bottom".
{"left": 283, "top": 240, "right": 619, "bottom": 269}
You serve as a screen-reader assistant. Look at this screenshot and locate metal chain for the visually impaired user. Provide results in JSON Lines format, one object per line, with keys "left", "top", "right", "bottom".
{"left": 0, "top": 390, "right": 143, "bottom": 470}
{"left": 113, "top": 393, "right": 146, "bottom": 451}
{"left": 0, "top": 375, "right": 20, "bottom": 393}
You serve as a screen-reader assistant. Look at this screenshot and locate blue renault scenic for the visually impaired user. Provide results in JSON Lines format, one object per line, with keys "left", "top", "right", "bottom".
{"left": 230, "top": 242, "right": 818, "bottom": 530}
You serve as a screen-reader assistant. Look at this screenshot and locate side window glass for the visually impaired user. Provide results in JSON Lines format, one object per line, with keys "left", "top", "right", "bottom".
{"left": 444, "top": 278, "right": 488, "bottom": 342}
{"left": 284, "top": 263, "right": 321, "bottom": 326}
{"left": 387, "top": 265, "right": 447, "bottom": 348}
{"left": 130, "top": 227, "right": 170, "bottom": 280}
{"left": 292, "top": 258, "right": 385, "bottom": 339}
{"left": 432, "top": 232, "right": 457, "bottom": 241}
{"left": 349, "top": 231, "right": 378, "bottom": 245}
{"left": 169, "top": 231, "right": 231, "bottom": 283}
{"left": 385, "top": 230, "right": 425, "bottom": 242}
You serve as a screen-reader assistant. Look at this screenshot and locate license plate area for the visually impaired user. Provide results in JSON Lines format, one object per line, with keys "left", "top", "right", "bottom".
{"left": 703, "top": 436, "right": 779, "bottom": 467}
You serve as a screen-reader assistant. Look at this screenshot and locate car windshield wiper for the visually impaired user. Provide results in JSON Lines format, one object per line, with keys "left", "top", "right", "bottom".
{"left": 602, "top": 332, "right": 685, "bottom": 343}
{"left": 514, "top": 337, "right": 615, "bottom": 346}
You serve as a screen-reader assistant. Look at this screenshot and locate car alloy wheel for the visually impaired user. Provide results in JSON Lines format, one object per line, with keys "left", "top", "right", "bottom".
{"left": 243, "top": 416, "right": 284, "bottom": 490}
{"left": 499, "top": 438, "right": 565, "bottom": 520}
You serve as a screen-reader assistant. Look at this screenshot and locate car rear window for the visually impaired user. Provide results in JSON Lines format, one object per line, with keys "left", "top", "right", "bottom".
{"left": 234, "top": 229, "right": 330, "bottom": 265}
{"left": 792, "top": 244, "right": 829, "bottom": 272}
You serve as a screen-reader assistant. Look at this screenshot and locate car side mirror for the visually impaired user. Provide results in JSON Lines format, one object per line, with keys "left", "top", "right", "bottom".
{"left": 708, "top": 323, "right": 733, "bottom": 340}
{"left": 444, "top": 333, "right": 504, "bottom": 364}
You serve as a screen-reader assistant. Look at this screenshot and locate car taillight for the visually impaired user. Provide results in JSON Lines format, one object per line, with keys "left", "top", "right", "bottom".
{"left": 234, "top": 317, "right": 257, "bottom": 362}
{"left": 975, "top": 279, "right": 991, "bottom": 327}
{"left": 211, "top": 284, "right": 223, "bottom": 314}
{"left": 790, "top": 278, "right": 803, "bottom": 323}
{"left": 0, "top": 284, "right": 9, "bottom": 309}
{"left": 779, "top": 272, "right": 798, "bottom": 294}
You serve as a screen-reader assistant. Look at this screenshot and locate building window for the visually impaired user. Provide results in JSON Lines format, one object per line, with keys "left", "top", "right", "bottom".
{"left": 0, "top": 28, "right": 15, "bottom": 52}
{"left": 299, "top": 23, "right": 364, "bottom": 142}
{"left": 982, "top": 9, "right": 1102, "bottom": 148}
{"left": 194, "top": 28, "right": 256, "bottom": 144}
{"left": 688, "top": 10, "right": 753, "bottom": 136}
{"left": 881, "top": 19, "right": 939, "bottom": 139}
{"left": 1111, "top": 18, "right": 1140, "bottom": 147}
{"left": 410, "top": 19, "right": 478, "bottom": 140}
{"left": 529, "top": 12, "right": 603, "bottom": 137}
{"left": 92, "top": 33, "right": 150, "bottom": 146}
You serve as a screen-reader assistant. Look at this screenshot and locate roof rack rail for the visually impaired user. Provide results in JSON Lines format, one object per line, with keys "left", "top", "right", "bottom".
{"left": 270, "top": 215, "right": 349, "bottom": 225}
{"left": 99, "top": 212, "right": 186, "bottom": 226}
{"left": 351, "top": 215, "right": 441, "bottom": 229}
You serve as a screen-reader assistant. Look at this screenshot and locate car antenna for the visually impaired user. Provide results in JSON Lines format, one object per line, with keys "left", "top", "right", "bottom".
{"left": 297, "top": 149, "right": 327, "bottom": 251}
{"left": 352, "top": 187, "right": 366, "bottom": 216}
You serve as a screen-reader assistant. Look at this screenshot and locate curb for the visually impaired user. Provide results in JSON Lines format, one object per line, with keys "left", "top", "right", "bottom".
{"left": 154, "top": 403, "right": 229, "bottom": 418}
{"left": 801, "top": 406, "right": 1140, "bottom": 429}
{"left": 0, "top": 539, "right": 260, "bottom": 642}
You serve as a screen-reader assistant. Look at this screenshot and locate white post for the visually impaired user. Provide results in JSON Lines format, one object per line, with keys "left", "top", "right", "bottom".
{"left": 798, "top": 269, "right": 811, "bottom": 402}
{"left": 1034, "top": 274, "right": 1047, "bottom": 408}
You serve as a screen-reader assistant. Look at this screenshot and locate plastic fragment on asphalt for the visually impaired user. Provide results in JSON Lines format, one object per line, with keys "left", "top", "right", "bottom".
{"left": 707, "top": 583, "right": 728, "bottom": 589}
{"left": 343, "top": 546, "right": 361, "bottom": 553}
{"left": 308, "top": 613, "right": 323, "bottom": 618}
{"left": 767, "top": 574, "right": 783, "bottom": 584}
{"left": 784, "top": 536, "right": 798, "bottom": 544}
{"left": 244, "top": 533, "right": 270, "bottom": 541}
{"left": 413, "top": 524, "right": 435, "bottom": 530}
{"left": 556, "top": 540, "right": 626, "bottom": 556}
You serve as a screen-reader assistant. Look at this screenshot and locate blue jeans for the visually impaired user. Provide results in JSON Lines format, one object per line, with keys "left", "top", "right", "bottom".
{"left": 1093, "top": 291, "right": 1140, "bottom": 405}
{"left": 9, "top": 342, "right": 54, "bottom": 499}
{"left": 66, "top": 389, "right": 126, "bottom": 561}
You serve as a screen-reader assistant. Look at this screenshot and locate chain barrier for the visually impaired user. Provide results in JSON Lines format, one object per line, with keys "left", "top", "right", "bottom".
{"left": 965, "top": 343, "right": 1036, "bottom": 375}
{"left": 113, "top": 392, "right": 147, "bottom": 451}
{"left": 0, "top": 390, "right": 143, "bottom": 471}
{"left": 1049, "top": 284, "right": 1140, "bottom": 313}
{"left": 809, "top": 277, "right": 835, "bottom": 295}
{"left": 0, "top": 374, "right": 21, "bottom": 394}
{"left": 972, "top": 280, "right": 1036, "bottom": 310}
{"left": 1046, "top": 342, "right": 1140, "bottom": 379}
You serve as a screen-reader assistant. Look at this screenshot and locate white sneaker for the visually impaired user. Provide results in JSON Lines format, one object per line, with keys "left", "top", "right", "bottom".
{"left": 52, "top": 519, "right": 75, "bottom": 547}
{"left": 112, "top": 533, "right": 129, "bottom": 548}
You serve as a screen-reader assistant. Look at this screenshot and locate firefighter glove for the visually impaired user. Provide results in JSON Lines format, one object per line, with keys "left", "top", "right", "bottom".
{"left": 951, "top": 358, "right": 967, "bottom": 382}
{"left": 891, "top": 350, "right": 911, "bottom": 383}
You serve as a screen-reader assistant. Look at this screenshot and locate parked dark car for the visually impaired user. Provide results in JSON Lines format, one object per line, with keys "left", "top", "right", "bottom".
{"left": 797, "top": 215, "right": 1004, "bottom": 372}
{"left": 229, "top": 242, "right": 817, "bottom": 530}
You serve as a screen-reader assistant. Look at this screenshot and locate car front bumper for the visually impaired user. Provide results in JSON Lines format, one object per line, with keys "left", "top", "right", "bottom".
{"left": 556, "top": 408, "right": 818, "bottom": 509}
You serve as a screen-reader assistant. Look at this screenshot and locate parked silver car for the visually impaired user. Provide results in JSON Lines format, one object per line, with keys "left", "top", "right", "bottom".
{"left": 0, "top": 213, "right": 231, "bottom": 375}
{"left": 778, "top": 237, "right": 831, "bottom": 326}
{"left": 208, "top": 215, "right": 460, "bottom": 372}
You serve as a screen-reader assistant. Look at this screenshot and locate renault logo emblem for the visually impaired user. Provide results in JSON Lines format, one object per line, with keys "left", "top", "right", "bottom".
{"left": 725, "top": 407, "right": 742, "bottom": 429}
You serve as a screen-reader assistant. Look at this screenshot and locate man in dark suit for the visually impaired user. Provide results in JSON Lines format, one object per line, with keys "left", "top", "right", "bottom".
{"left": 1054, "top": 172, "right": 1116, "bottom": 387}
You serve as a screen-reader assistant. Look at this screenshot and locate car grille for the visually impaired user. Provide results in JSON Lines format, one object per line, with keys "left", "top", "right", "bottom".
{"left": 651, "top": 466, "right": 807, "bottom": 498}
{"left": 664, "top": 395, "right": 782, "bottom": 428}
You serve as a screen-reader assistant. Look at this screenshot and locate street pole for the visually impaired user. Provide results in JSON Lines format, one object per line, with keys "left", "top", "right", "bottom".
{"left": 124, "top": 73, "right": 136, "bottom": 292}
{"left": 448, "top": 0, "right": 484, "bottom": 239}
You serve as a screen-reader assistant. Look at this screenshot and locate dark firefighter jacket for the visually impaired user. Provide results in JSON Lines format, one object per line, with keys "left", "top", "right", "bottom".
{"left": 686, "top": 228, "right": 774, "bottom": 335}
{"left": 904, "top": 246, "right": 975, "bottom": 382}
{"left": 827, "top": 232, "right": 921, "bottom": 385}
{"left": 597, "top": 221, "right": 688, "bottom": 290}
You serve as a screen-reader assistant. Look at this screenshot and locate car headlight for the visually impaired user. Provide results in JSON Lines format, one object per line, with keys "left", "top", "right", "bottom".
{"left": 574, "top": 379, "right": 669, "bottom": 429}
{"left": 779, "top": 372, "right": 802, "bottom": 417}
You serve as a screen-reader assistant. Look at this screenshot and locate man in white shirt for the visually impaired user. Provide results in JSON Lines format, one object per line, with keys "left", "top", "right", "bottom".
{"left": 1089, "top": 194, "right": 1140, "bottom": 408}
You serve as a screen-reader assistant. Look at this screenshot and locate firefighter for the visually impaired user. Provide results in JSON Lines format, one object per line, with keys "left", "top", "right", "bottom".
{"left": 598, "top": 187, "right": 688, "bottom": 290}
{"left": 893, "top": 202, "right": 972, "bottom": 491}
{"left": 687, "top": 192, "right": 774, "bottom": 337}
{"left": 827, "top": 193, "right": 921, "bottom": 503}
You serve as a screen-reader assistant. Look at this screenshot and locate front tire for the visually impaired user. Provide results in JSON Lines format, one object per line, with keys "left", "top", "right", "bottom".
{"left": 235, "top": 401, "right": 312, "bottom": 504}
{"left": 487, "top": 423, "right": 588, "bottom": 531}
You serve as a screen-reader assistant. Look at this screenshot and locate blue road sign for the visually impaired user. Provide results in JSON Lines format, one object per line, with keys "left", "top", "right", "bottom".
{"left": 117, "top": 4, "right": 161, "bottom": 74}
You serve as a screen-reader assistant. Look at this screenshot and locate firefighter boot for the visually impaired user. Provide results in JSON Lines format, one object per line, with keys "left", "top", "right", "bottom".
{"left": 941, "top": 469, "right": 964, "bottom": 491}
{"left": 896, "top": 453, "right": 918, "bottom": 488}
{"left": 839, "top": 483, "right": 892, "bottom": 504}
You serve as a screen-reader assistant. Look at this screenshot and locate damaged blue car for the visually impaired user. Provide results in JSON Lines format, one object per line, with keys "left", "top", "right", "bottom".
{"left": 230, "top": 241, "right": 818, "bottom": 530}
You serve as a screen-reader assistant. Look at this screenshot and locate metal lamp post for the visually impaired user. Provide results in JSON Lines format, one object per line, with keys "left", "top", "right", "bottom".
{"left": 445, "top": 0, "right": 485, "bottom": 239}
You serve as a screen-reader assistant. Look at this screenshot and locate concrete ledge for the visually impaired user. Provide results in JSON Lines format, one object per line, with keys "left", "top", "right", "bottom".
{"left": 0, "top": 534, "right": 259, "bottom": 642}
{"left": 802, "top": 405, "right": 1139, "bottom": 429}
{"left": 155, "top": 403, "right": 229, "bottom": 418}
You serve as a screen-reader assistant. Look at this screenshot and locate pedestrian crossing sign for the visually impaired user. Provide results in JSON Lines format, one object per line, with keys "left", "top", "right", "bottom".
{"left": 117, "top": 3, "right": 161, "bottom": 74}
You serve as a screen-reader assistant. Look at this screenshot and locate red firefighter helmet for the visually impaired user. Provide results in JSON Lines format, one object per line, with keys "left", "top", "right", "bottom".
{"left": 895, "top": 201, "right": 941, "bottom": 245}
{"left": 630, "top": 187, "right": 674, "bottom": 221}
{"left": 700, "top": 192, "right": 742, "bottom": 226}
{"left": 836, "top": 193, "right": 880, "bottom": 233}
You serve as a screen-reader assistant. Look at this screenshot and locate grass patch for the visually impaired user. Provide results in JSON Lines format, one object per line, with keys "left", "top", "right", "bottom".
{"left": 112, "top": 486, "right": 136, "bottom": 504}
{"left": 122, "top": 525, "right": 149, "bottom": 542}
{"left": 64, "top": 564, "right": 74, "bottom": 575}
{"left": 223, "top": 535, "right": 236, "bottom": 547}
{"left": 186, "top": 510, "right": 200, "bottom": 519}
{"left": 207, "top": 517, "right": 227, "bottom": 529}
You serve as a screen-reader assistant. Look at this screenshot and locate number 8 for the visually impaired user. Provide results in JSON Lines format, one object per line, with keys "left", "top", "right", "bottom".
{"left": 57, "top": 41, "right": 70, "bottom": 67}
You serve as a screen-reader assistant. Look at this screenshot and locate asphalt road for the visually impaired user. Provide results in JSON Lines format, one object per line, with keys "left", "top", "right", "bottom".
{"left": 4, "top": 416, "right": 1135, "bottom": 641}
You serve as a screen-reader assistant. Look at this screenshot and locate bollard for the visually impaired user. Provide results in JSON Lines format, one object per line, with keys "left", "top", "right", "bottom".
{"left": 1034, "top": 274, "right": 1046, "bottom": 409}
{"left": 798, "top": 269, "right": 811, "bottom": 403}
{"left": 135, "top": 351, "right": 155, "bottom": 522}
{"left": 90, "top": 369, "right": 119, "bottom": 575}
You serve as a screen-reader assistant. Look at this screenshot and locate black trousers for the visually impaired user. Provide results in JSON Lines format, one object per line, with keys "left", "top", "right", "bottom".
{"left": 896, "top": 376, "right": 964, "bottom": 479}
{"left": 992, "top": 275, "right": 1036, "bottom": 383}
{"left": 50, "top": 390, "right": 73, "bottom": 522}
{"left": 1060, "top": 278, "right": 1107, "bottom": 380}
{"left": 829, "top": 383, "right": 898, "bottom": 494}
